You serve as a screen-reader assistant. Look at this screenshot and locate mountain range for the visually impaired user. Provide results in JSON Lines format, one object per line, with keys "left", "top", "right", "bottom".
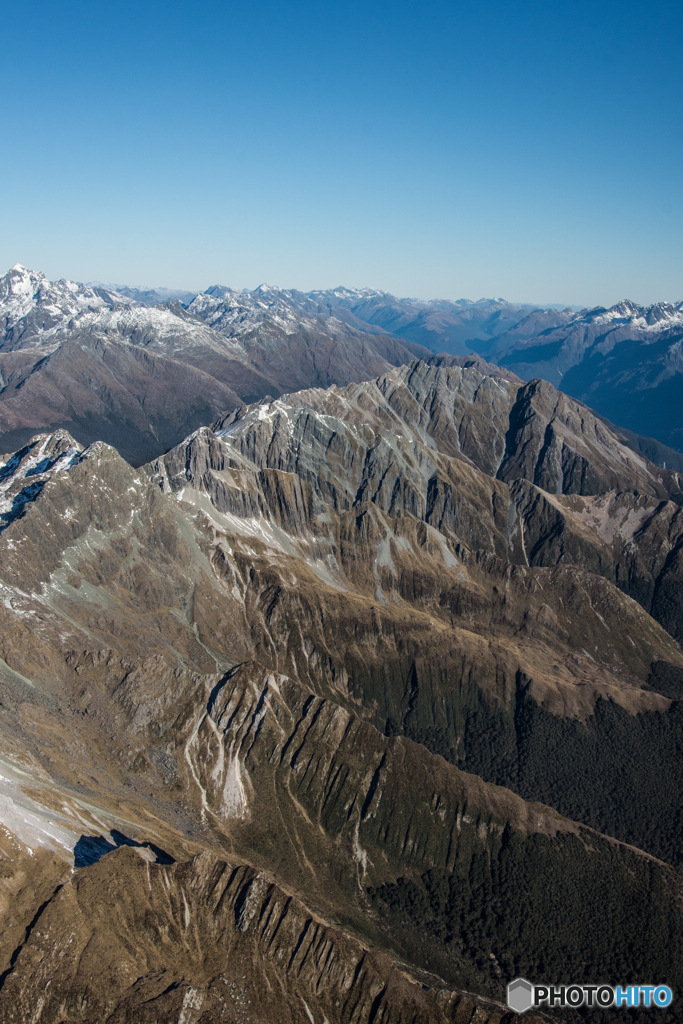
{"left": 488, "top": 301, "right": 683, "bottom": 456}
{"left": 294, "top": 290, "right": 683, "bottom": 461}
{"left": 0, "top": 267, "right": 429, "bottom": 465}
{"left": 3, "top": 265, "right": 683, "bottom": 471}
{"left": 1, "top": 350, "right": 683, "bottom": 1020}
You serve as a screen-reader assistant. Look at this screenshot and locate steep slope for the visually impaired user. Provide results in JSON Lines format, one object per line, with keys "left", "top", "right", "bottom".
{"left": 0, "top": 266, "right": 271, "bottom": 462}
{"left": 3, "top": 845, "right": 516, "bottom": 1024}
{"left": 1, "top": 411, "right": 683, "bottom": 1018}
{"left": 595, "top": 416, "right": 683, "bottom": 473}
{"left": 0, "top": 264, "right": 121, "bottom": 347}
{"left": 0, "top": 335, "right": 246, "bottom": 466}
{"left": 211, "top": 361, "right": 683, "bottom": 509}
{"left": 496, "top": 376, "right": 683, "bottom": 501}
{"left": 185, "top": 284, "right": 430, "bottom": 393}
{"left": 152, "top": 361, "right": 683, "bottom": 865}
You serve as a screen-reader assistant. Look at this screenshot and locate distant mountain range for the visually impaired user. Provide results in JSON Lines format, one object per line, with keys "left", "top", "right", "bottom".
{"left": 0, "top": 267, "right": 429, "bottom": 464}
{"left": 2, "top": 264, "right": 683, "bottom": 468}
{"left": 490, "top": 300, "right": 683, "bottom": 455}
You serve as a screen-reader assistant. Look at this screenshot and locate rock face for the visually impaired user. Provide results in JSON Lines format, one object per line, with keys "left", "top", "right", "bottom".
{"left": 496, "top": 377, "right": 683, "bottom": 499}
{"left": 7, "top": 264, "right": 683, "bottom": 469}
{"left": 3, "top": 847, "right": 524, "bottom": 1024}
{"left": 2, "top": 360, "right": 683, "bottom": 1019}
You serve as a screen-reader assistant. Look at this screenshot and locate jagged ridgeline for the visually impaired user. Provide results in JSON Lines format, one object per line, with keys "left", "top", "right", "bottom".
{"left": 1, "top": 359, "right": 683, "bottom": 1021}
{"left": 0, "top": 265, "right": 432, "bottom": 465}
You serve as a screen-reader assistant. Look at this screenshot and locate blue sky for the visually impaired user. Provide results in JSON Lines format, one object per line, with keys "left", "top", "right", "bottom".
{"left": 1, "top": 0, "right": 681, "bottom": 305}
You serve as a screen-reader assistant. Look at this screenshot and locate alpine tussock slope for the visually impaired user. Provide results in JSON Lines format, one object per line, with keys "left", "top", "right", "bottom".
{"left": 1, "top": 361, "right": 683, "bottom": 1020}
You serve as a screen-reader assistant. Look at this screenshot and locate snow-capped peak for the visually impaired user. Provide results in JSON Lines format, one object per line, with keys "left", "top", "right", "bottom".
{"left": 0, "top": 265, "right": 131, "bottom": 349}
{"left": 3, "top": 264, "right": 45, "bottom": 295}
{"left": 568, "top": 299, "right": 683, "bottom": 335}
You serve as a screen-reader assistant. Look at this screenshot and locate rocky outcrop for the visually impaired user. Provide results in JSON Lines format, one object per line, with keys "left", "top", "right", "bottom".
{"left": 490, "top": 299, "right": 683, "bottom": 452}
{"left": 424, "top": 353, "right": 524, "bottom": 385}
{"left": 496, "top": 377, "right": 681, "bottom": 498}
{"left": 508, "top": 480, "right": 683, "bottom": 643}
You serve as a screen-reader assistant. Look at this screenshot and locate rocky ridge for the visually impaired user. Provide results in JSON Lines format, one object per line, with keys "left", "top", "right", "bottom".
{"left": 6, "top": 264, "right": 683, "bottom": 471}
{"left": 2, "top": 360, "right": 683, "bottom": 1019}
{"left": 2, "top": 844, "right": 528, "bottom": 1024}
{"left": 491, "top": 299, "right": 683, "bottom": 384}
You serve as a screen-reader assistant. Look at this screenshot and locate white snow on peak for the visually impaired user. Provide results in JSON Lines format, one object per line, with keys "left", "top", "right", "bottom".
{"left": 0, "top": 432, "right": 82, "bottom": 530}
{"left": 570, "top": 299, "right": 683, "bottom": 334}
{"left": 0, "top": 264, "right": 128, "bottom": 347}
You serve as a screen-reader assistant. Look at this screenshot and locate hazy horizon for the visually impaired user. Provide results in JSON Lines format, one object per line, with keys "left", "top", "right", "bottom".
{"left": 5, "top": 262, "right": 672, "bottom": 312}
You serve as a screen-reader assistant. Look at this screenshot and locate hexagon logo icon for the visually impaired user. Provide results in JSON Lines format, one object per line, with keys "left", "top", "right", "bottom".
{"left": 507, "top": 977, "right": 534, "bottom": 1013}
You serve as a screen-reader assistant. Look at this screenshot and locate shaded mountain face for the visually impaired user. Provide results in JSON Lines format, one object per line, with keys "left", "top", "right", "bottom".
{"left": 24, "top": 266, "right": 682, "bottom": 466}
{"left": 491, "top": 300, "right": 683, "bottom": 453}
{"left": 185, "top": 284, "right": 431, "bottom": 394}
{"left": 2, "top": 361, "right": 683, "bottom": 1020}
{"left": 1, "top": 845, "right": 527, "bottom": 1024}
{"left": 0, "top": 267, "right": 429, "bottom": 465}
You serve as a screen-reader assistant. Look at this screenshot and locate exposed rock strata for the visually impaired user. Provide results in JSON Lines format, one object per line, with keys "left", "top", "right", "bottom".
{"left": 0, "top": 266, "right": 430, "bottom": 464}
{"left": 2, "top": 361, "right": 683, "bottom": 1015}
{"left": 0, "top": 847, "right": 532, "bottom": 1024}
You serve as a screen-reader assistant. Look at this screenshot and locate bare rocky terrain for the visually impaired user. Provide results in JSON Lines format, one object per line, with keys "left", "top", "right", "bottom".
{"left": 4, "top": 266, "right": 683, "bottom": 475}
{"left": 1, "top": 358, "right": 683, "bottom": 1022}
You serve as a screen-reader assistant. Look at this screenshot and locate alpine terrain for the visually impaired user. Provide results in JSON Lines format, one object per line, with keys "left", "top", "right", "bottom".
{"left": 0, "top": 267, "right": 429, "bottom": 465}
{"left": 1, "top": 346, "right": 683, "bottom": 1022}
{"left": 3, "top": 265, "right": 683, "bottom": 472}
{"left": 488, "top": 301, "right": 683, "bottom": 458}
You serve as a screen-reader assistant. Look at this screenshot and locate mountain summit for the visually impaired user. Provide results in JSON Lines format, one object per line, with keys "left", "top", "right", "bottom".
{"left": 491, "top": 299, "right": 683, "bottom": 452}
{"left": 2, "top": 265, "right": 682, "bottom": 469}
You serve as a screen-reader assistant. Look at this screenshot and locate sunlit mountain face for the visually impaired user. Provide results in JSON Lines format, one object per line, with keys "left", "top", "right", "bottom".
{"left": 2, "top": 265, "right": 683, "bottom": 1021}
{"left": 1, "top": 328, "right": 683, "bottom": 1019}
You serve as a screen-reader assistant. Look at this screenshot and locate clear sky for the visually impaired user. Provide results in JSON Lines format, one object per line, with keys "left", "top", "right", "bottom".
{"left": 1, "top": 0, "right": 681, "bottom": 306}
